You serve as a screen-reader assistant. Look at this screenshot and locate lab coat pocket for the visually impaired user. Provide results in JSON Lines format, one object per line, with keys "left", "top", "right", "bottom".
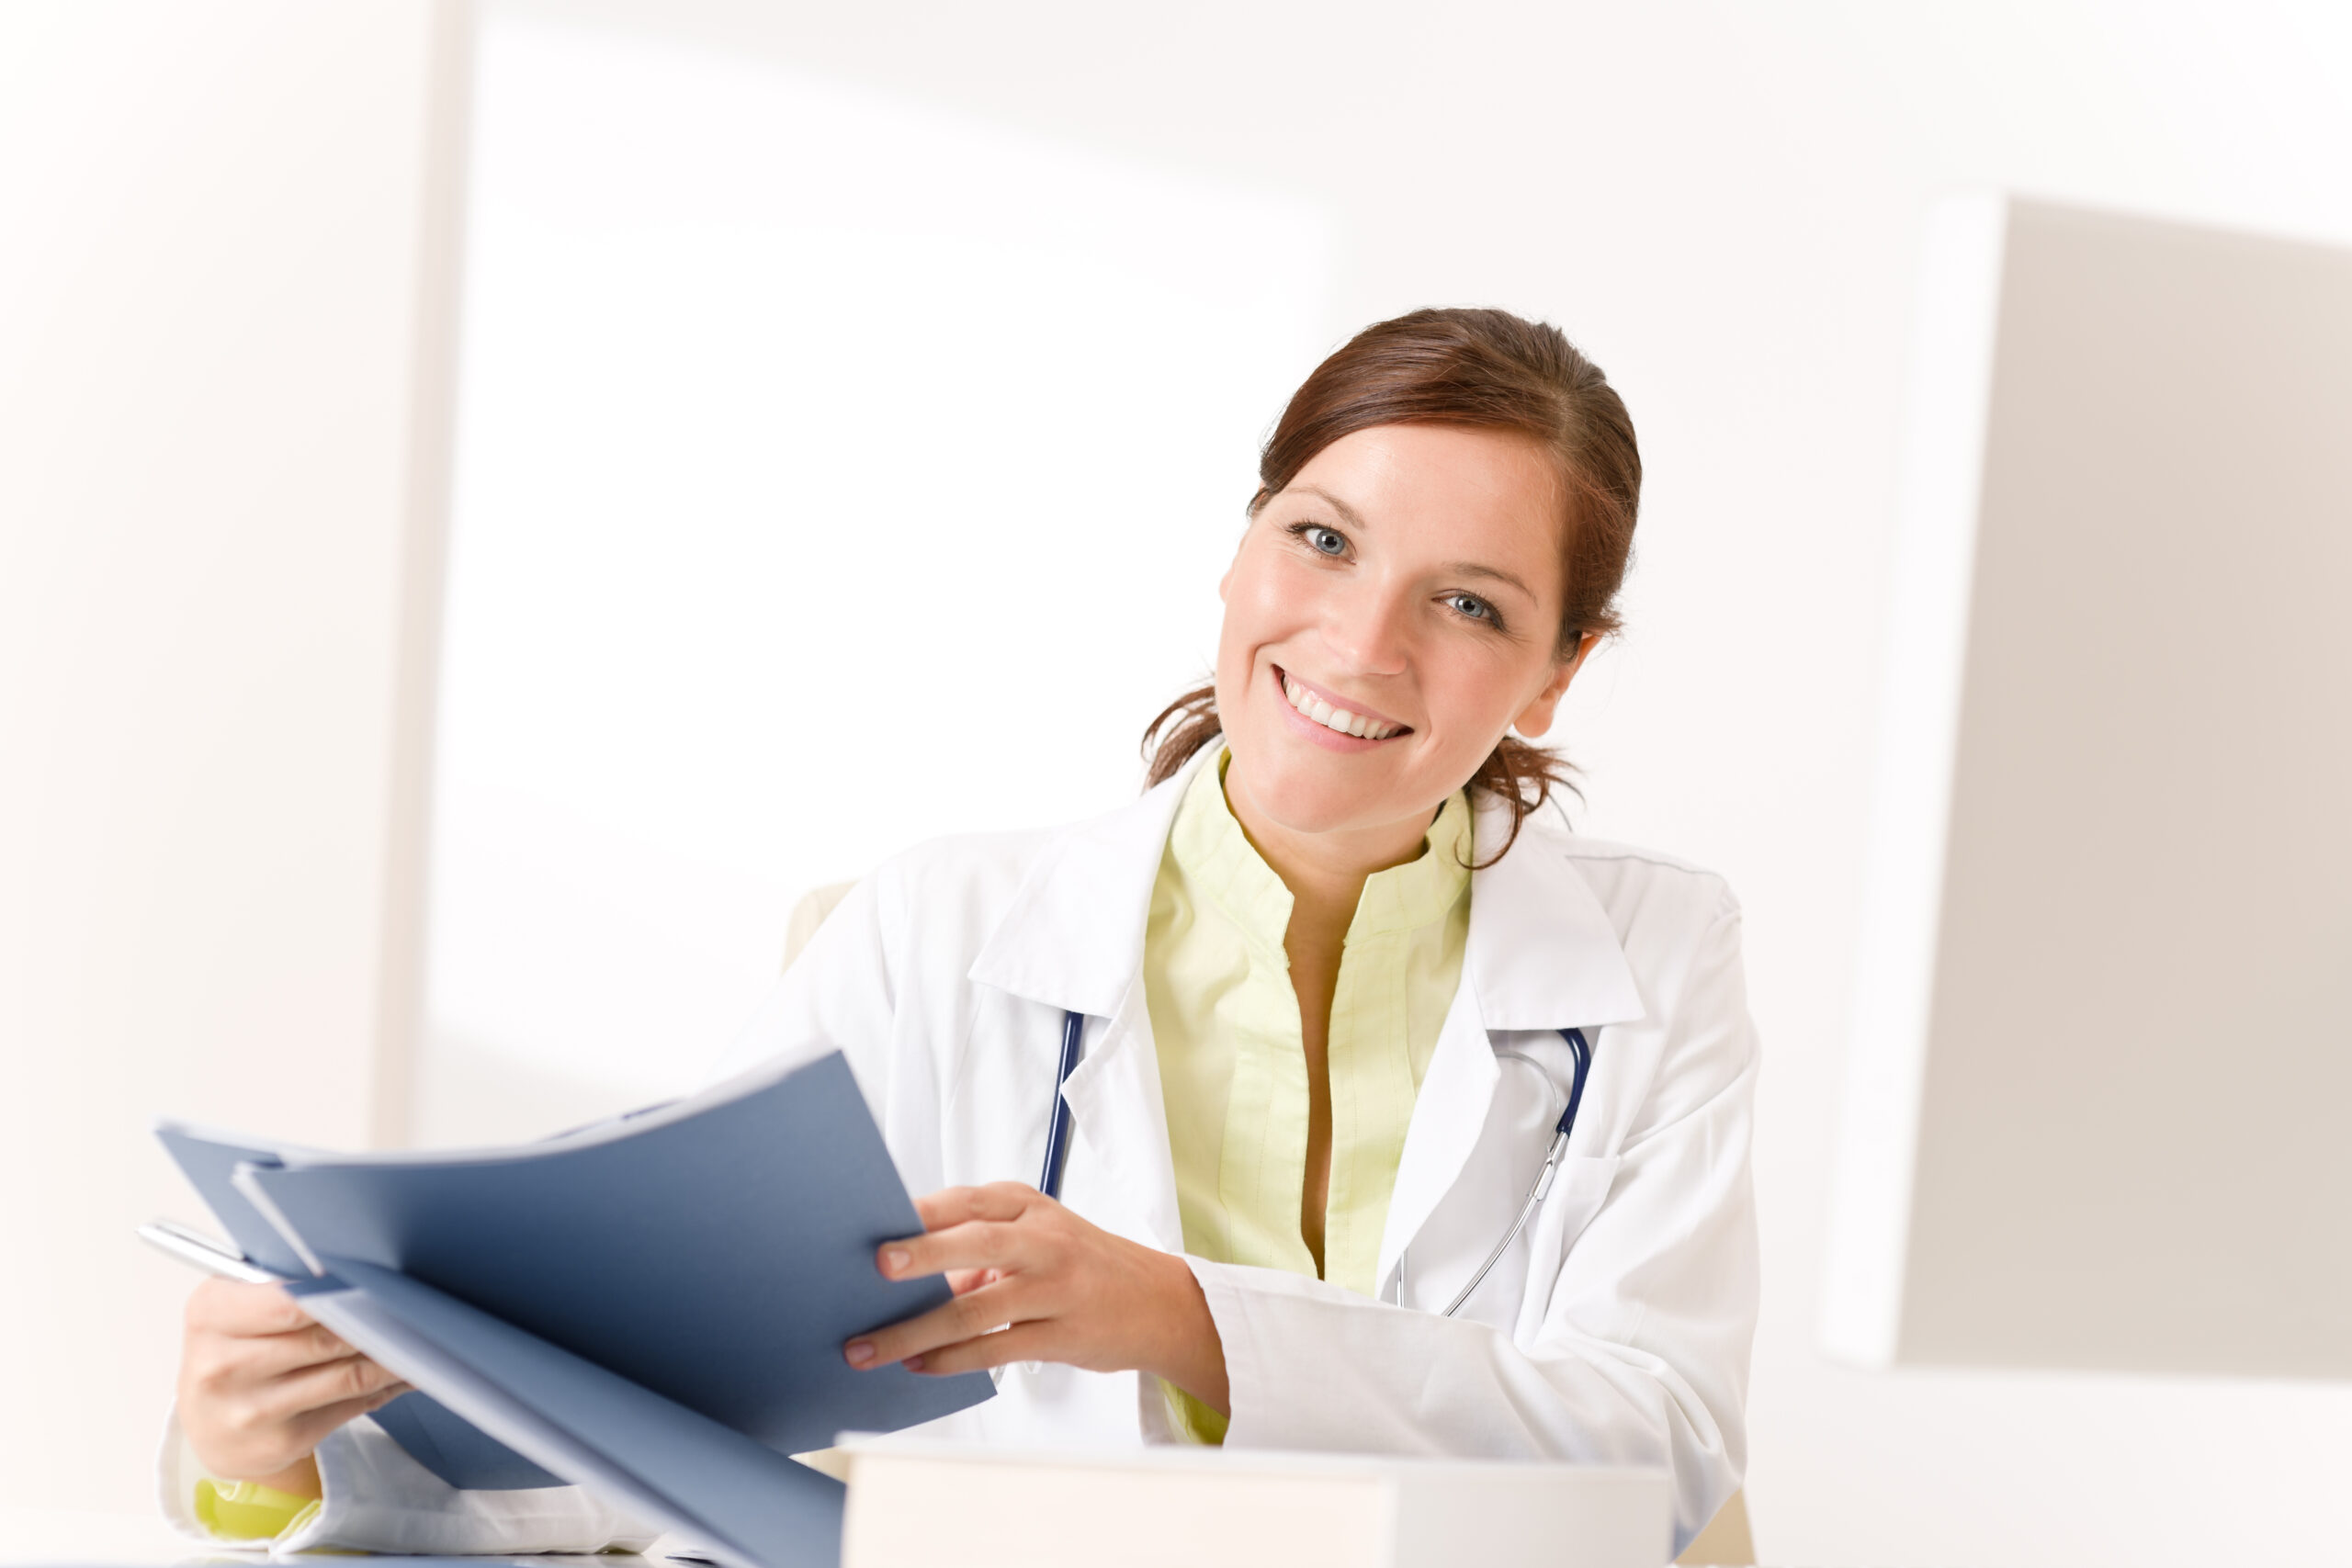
{"left": 1511, "top": 1154, "right": 1623, "bottom": 1344}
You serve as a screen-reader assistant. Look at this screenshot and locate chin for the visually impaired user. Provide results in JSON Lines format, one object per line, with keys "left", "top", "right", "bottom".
{"left": 1224, "top": 725, "right": 1417, "bottom": 837}
{"left": 1232, "top": 774, "right": 1367, "bottom": 837}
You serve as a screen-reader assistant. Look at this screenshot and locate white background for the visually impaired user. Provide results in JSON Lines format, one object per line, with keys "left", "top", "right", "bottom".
{"left": 7, "top": 1, "right": 2349, "bottom": 1562}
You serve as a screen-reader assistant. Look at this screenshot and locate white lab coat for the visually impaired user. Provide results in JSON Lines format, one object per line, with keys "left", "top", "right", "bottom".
{"left": 163, "top": 751, "right": 1758, "bottom": 1557}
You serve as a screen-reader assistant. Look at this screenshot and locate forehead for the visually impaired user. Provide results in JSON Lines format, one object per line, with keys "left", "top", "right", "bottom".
{"left": 1272, "top": 424, "right": 1565, "bottom": 569}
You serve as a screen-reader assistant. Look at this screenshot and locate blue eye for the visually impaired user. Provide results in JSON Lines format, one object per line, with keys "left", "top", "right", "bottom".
{"left": 1304, "top": 525, "right": 1347, "bottom": 557}
{"left": 1447, "top": 592, "right": 1497, "bottom": 623}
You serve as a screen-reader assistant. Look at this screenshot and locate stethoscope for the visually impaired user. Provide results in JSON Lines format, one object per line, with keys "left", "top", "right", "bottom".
{"left": 1036, "top": 1011, "right": 1593, "bottom": 1319}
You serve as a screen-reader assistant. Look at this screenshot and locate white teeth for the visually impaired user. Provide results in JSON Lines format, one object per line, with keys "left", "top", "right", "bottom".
{"left": 1280, "top": 671, "right": 1399, "bottom": 739}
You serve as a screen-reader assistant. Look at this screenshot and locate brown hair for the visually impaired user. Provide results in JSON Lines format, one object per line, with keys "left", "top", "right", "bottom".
{"left": 1141, "top": 306, "right": 1643, "bottom": 862}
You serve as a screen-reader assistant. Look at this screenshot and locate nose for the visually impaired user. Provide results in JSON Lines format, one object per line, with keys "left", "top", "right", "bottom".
{"left": 1319, "top": 578, "right": 1413, "bottom": 677}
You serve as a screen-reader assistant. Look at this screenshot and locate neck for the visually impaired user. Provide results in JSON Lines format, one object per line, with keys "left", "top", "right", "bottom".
{"left": 1219, "top": 760, "right": 1435, "bottom": 935}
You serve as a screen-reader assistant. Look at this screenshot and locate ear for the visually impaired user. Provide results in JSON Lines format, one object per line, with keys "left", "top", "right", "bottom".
{"left": 1510, "top": 634, "right": 1595, "bottom": 739}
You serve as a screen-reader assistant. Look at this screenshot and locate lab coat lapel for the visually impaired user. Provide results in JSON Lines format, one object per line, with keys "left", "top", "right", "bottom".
{"left": 965, "top": 760, "right": 1193, "bottom": 1021}
{"left": 966, "top": 751, "right": 1207, "bottom": 1254}
{"left": 1379, "top": 964, "right": 1499, "bottom": 1290}
{"left": 1378, "top": 797, "right": 1648, "bottom": 1285}
{"left": 1056, "top": 978, "right": 1183, "bottom": 1251}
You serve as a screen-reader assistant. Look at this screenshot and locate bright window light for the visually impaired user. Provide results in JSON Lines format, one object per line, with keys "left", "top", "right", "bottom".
{"left": 418, "top": 10, "right": 1332, "bottom": 1137}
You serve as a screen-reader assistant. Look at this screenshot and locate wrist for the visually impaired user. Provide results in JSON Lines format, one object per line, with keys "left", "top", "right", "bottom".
{"left": 260, "top": 1454, "right": 323, "bottom": 1501}
{"left": 1144, "top": 1248, "right": 1230, "bottom": 1417}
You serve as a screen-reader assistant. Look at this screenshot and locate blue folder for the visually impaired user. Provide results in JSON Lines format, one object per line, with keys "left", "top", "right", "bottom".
{"left": 158, "top": 1050, "right": 993, "bottom": 1567}
{"left": 154, "top": 1124, "right": 561, "bottom": 1489}
{"left": 283, "top": 1258, "right": 848, "bottom": 1568}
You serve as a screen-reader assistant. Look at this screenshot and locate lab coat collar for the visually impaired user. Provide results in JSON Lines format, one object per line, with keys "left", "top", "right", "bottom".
{"left": 1462, "top": 793, "right": 1646, "bottom": 1032}
{"left": 966, "top": 750, "right": 1203, "bottom": 1018}
{"left": 1375, "top": 794, "right": 1646, "bottom": 1284}
{"left": 968, "top": 755, "right": 1645, "bottom": 1032}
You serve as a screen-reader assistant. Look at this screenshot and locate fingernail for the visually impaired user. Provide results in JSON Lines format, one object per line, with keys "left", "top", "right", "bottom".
{"left": 902, "top": 1355, "right": 924, "bottom": 1372}
{"left": 845, "top": 1340, "right": 876, "bottom": 1368}
{"left": 881, "top": 1247, "right": 910, "bottom": 1275}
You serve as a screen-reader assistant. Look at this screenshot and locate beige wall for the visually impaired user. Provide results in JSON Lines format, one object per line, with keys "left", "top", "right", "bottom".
{"left": 0, "top": 0, "right": 465, "bottom": 1515}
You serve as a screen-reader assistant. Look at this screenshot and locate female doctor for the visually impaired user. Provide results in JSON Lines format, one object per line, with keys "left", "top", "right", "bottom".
{"left": 170, "top": 307, "right": 1758, "bottom": 1557}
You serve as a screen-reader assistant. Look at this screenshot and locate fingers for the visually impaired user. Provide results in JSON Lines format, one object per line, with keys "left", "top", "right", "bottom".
{"left": 182, "top": 1298, "right": 359, "bottom": 1411}
{"left": 182, "top": 1352, "right": 406, "bottom": 1482}
{"left": 245, "top": 1352, "right": 408, "bottom": 1430}
{"left": 944, "top": 1268, "right": 1001, "bottom": 1296}
{"left": 845, "top": 1277, "right": 1028, "bottom": 1370}
{"left": 877, "top": 1219, "right": 1029, "bottom": 1283}
{"left": 280, "top": 1383, "right": 413, "bottom": 1456}
{"left": 178, "top": 1280, "right": 403, "bottom": 1483}
{"left": 910, "top": 1182, "right": 1041, "bottom": 1232}
{"left": 230, "top": 1322, "right": 359, "bottom": 1382}
{"left": 891, "top": 1185, "right": 1068, "bottom": 1281}
{"left": 187, "top": 1279, "right": 320, "bottom": 1338}
{"left": 897, "top": 1320, "right": 1061, "bottom": 1378}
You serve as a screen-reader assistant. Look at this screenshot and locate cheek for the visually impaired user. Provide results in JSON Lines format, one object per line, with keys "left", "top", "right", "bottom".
{"left": 1427, "top": 646, "right": 1542, "bottom": 733}
{"left": 1217, "top": 555, "right": 1309, "bottom": 662}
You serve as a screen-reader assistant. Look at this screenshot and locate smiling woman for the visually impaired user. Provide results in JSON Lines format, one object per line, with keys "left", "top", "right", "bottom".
{"left": 167, "top": 307, "right": 1758, "bottom": 1562}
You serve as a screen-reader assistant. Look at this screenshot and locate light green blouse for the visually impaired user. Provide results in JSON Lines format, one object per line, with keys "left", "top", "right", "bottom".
{"left": 1146, "top": 753, "right": 1472, "bottom": 1441}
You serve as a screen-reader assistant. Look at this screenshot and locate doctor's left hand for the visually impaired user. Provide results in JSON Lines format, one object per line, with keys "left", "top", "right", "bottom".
{"left": 844, "top": 1182, "right": 1230, "bottom": 1417}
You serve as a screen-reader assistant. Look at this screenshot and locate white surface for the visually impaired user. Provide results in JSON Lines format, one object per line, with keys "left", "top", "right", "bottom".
{"left": 0, "top": 0, "right": 460, "bottom": 1519}
{"left": 840, "top": 1440, "right": 1670, "bottom": 1568}
{"left": 0, "top": 1506, "right": 195, "bottom": 1567}
{"left": 1826, "top": 197, "right": 2352, "bottom": 1377}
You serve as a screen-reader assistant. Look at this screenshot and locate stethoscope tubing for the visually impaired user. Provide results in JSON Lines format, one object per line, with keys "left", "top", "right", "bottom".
{"left": 1037, "top": 1012, "right": 1592, "bottom": 1319}
{"left": 1036, "top": 1009, "right": 1086, "bottom": 1200}
{"left": 1436, "top": 1026, "right": 1590, "bottom": 1316}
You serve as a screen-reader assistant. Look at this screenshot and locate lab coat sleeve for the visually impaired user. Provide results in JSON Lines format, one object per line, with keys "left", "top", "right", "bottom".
{"left": 707, "top": 858, "right": 960, "bottom": 1194}
{"left": 1187, "top": 903, "right": 1758, "bottom": 1556}
{"left": 156, "top": 1404, "right": 659, "bottom": 1556}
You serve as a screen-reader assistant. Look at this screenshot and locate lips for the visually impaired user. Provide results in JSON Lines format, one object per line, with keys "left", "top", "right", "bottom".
{"left": 1276, "top": 666, "right": 1408, "bottom": 740}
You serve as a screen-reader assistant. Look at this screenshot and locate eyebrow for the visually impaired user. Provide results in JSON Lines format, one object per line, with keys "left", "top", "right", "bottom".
{"left": 1290, "top": 487, "right": 1541, "bottom": 603}
{"left": 1445, "top": 560, "right": 1539, "bottom": 601}
{"left": 1293, "top": 486, "right": 1369, "bottom": 530}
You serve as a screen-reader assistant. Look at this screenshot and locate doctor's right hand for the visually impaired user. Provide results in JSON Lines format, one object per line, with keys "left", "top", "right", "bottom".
{"left": 177, "top": 1277, "right": 411, "bottom": 1496}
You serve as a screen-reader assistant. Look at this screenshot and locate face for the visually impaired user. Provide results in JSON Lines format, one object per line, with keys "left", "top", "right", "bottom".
{"left": 1216, "top": 423, "right": 1591, "bottom": 855}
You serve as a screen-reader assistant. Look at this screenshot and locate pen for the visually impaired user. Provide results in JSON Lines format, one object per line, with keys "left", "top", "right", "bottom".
{"left": 136, "top": 1217, "right": 284, "bottom": 1285}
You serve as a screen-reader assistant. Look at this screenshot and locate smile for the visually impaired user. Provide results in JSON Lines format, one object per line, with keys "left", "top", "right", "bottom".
{"left": 1277, "top": 667, "right": 1408, "bottom": 740}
